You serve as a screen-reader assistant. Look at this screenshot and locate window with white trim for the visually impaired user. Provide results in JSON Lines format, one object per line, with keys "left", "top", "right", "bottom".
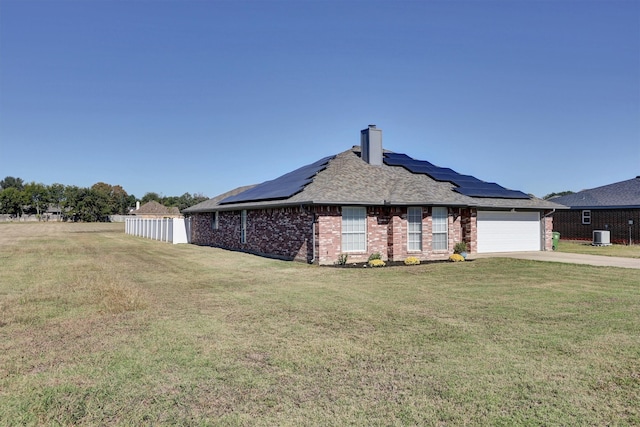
{"left": 432, "top": 207, "right": 448, "bottom": 251}
{"left": 241, "top": 210, "right": 247, "bottom": 243}
{"left": 407, "top": 207, "right": 423, "bottom": 251}
{"left": 582, "top": 210, "right": 591, "bottom": 225}
{"left": 342, "top": 206, "right": 366, "bottom": 252}
{"left": 212, "top": 211, "right": 219, "bottom": 230}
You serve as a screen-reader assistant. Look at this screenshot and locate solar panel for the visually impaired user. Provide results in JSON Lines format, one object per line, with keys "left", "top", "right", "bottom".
{"left": 455, "top": 187, "right": 530, "bottom": 198}
{"left": 219, "top": 155, "right": 335, "bottom": 204}
{"left": 383, "top": 152, "right": 530, "bottom": 199}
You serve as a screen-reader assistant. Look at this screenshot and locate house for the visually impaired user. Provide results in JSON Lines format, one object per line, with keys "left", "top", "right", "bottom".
{"left": 132, "top": 200, "right": 182, "bottom": 218}
{"left": 551, "top": 177, "right": 640, "bottom": 244}
{"left": 183, "top": 125, "right": 563, "bottom": 265}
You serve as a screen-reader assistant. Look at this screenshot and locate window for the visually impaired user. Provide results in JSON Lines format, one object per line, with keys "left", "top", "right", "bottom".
{"left": 582, "top": 210, "right": 591, "bottom": 225}
{"left": 407, "top": 207, "right": 423, "bottom": 251}
{"left": 432, "top": 207, "right": 448, "bottom": 251}
{"left": 212, "top": 211, "right": 218, "bottom": 230}
{"left": 342, "top": 206, "right": 366, "bottom": 252}
{"left": 241, "top": 210, "right": 247, "bottom": 243}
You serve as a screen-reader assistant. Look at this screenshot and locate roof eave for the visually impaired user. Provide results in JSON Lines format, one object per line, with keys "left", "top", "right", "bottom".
{"left": 560, "top": 204, "right": 640, "bottom": 210}
{"left": 184, "top": 199, "right": 563, "bottom": 212}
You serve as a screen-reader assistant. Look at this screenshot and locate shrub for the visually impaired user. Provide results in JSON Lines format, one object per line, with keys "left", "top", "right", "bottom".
{"left": 453, "top": 242, "right": 468, "bottom": 254}
{"left": 368, "top": 259, "right": 386, "bottom": 267}
{"left": 404, "top": 256, "right": 421, "bottom": 266}
{"left": 336, "top": 253, "right": 348, "bottom": 266}
{"left": 449, "top": 254, "right": 465, "bottom": 262}
{"left": 368, "top": 252, "right": 382, "bottom": 261}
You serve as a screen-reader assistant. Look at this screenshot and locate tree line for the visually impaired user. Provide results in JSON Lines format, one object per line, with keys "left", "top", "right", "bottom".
{"left": 0, "top": 176, "right": 207, "bottom": 222}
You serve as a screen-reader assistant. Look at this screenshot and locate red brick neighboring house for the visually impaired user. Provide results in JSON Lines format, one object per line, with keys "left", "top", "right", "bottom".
{"left": 183, "top": 126, "right": 562, "bottom": 265}
{"left": 551, "top": 177, "right": 640, "bottom": 244}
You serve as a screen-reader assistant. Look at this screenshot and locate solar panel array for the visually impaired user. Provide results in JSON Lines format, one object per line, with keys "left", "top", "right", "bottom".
{"left": 219, "top": 155, "right": 336, "bottom": 204}
{"left": 383, "top": 153, "right": 530, "bottom": 199}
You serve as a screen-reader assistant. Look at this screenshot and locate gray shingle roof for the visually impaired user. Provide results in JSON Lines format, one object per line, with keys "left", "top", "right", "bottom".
{"left": 551, "top": 177, "right": 640, "bottom": 209}
{"left": 182, "top": 185, "right": 256, "bottom": 213}
{"left": 133, "top": 200, "right": 181, "bottom": 216}
{"left": 185, "top": 147, "right": 563, "bottom": 212}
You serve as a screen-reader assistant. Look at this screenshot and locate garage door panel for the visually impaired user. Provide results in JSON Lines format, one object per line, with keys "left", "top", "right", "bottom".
{"left": 477, "top": 211, "right": 541, "bottom": 253}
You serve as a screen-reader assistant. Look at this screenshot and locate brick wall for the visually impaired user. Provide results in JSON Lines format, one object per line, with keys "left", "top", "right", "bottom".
{"left": 461, "top": 208, "right": 476, "bottom": 253}
{"left": 315, "top": 207, "right": 341, "bottom": 265}
{"left": 553, "top": 208, "right": 640, "bottom": 244}
{"left": 190, "top": 205, "right": 555, "bottom": 265}
{"left": 316, "top": 206, "right": 461, "bottom": 265}
{"left": 190, "top": 207, "right": 314, "bottom": 262}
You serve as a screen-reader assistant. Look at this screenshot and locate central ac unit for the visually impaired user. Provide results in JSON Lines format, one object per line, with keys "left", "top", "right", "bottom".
{"left": 592, "top": 230, "right": 611, "bottom": 246}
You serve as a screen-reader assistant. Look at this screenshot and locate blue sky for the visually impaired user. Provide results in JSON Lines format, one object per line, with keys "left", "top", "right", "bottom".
{"left": 1, "top": 0, "right": 638, "bottom": 200}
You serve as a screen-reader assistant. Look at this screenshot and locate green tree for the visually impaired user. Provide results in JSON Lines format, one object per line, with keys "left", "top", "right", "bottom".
{"left": 90, "top": 182, "right": 132, "bottom": 216}
{"left": 174, "top": 192, "right": 208, "bottom": 211}
{"left": 0, "top": 176, "right": 24, "bottom": 191}
{"left": 111, "top": 185, "right": 130, "bottom": 215}
{"left": 62, "top": 185, "right": 83, "bottom": 221}
{"left": 0, "top": 187, "right": 26, "bottom": 217}
{"left": 23, "top": 182, "right": 49, "bottom": 219}
{"left": 48, "top": 183, "right": 66, "bottom": 221}
{"left": 141, "top": 192, "right": 161, "bottom": 204}
{"left": 543, "top": 191, "right": 574, "bottom": 200}
{"left": 78, "top": 188, "right": 111, "bottom": 222}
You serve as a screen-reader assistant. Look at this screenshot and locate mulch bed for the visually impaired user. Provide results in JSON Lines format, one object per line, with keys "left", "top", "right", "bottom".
{"left": 327, "top": 259, "right": 473, "bottom": 268}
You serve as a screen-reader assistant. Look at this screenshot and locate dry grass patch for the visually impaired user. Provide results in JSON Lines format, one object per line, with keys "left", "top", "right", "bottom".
{"left": 0, "top": 223, "right": 639, "bottom": 426}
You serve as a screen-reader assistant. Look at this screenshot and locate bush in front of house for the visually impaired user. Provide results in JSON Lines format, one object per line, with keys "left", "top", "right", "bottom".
{"left": 454, "top": 242, "right": 468, "bottom": 254}
{"left": 368, "top": 252, "right": 382, "bottom": 261}
{"left": 336, "top": 254, "right": 348, "bottom": 265}
{"left": 368, "top": 259, "right": 386, "bottom": 267}
{"left": 404, "top": 256, "right": 420, "bottom": 266}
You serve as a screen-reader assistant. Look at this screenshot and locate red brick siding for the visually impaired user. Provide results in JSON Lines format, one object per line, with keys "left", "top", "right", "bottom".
{"left": 317, "top": 206, "right": 460, "bottom": 264}
{"left": 190, "top": 205, "right": 554, "bottom": 265}
{"left": 387, "top": 210, "right": 404, "bottom": 261}
{"left": 461, "top": 208, "right": 476, "bottom": 253}
{"left": 553, "top": 209, "right": 640, "bottom": 244}
{"left": 367, "top": 207, "right": 390, "bottom": 260}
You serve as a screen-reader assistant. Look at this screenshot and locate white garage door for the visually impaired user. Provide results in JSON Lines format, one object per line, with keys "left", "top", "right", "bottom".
{"left": 477, "top": 211, "right": 541, "bottom": 253}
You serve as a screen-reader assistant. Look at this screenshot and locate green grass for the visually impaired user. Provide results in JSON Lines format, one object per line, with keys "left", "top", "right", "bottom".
{"left": 1, "top": 223, "right": 639, "bottom": 425}
{"left": 557, "top": 239, "right": 640, "bottom": 258}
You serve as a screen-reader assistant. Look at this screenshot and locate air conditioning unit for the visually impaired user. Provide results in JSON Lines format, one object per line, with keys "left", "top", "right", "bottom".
{"left": 592, "top": 230, "right": 611, "bottom": 246}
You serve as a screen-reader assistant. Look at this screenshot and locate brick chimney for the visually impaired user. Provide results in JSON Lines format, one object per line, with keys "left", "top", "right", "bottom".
{"left": 361, "top": 124, "right": 383, "bottom": 166}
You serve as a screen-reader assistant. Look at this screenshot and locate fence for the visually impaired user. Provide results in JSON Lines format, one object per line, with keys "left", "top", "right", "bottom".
{"left": 125, "top": 217, "right": 191, "bottom": 244}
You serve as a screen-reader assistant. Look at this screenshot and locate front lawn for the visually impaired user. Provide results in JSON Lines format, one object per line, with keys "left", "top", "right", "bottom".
{"left": 1, "top": 223, "right": 638, "bottom": 425}
{"left": 557, "top": 239, "right": 640, "bottom": 258}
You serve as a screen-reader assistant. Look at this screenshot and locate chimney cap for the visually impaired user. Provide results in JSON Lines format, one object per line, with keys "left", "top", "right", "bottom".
{"left": 368, "top": 124, "right": 376, "bottom": 128}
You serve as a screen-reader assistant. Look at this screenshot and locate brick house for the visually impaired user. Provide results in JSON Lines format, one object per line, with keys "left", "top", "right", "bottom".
{"left": 183, "top": 126, "right": 562, "bottom": 265}
{"left": 551, "top": 177, "right": 640, "bottom": 244}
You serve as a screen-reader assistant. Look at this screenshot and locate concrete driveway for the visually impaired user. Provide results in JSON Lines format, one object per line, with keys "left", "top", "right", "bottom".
{"left": 470, "top": 251, "right": 640, "bottom": 269}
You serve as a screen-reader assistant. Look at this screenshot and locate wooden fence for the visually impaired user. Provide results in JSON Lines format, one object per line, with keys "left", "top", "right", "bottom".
{"left": 125, "top": 217, "right": 191, "bottom": 244}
